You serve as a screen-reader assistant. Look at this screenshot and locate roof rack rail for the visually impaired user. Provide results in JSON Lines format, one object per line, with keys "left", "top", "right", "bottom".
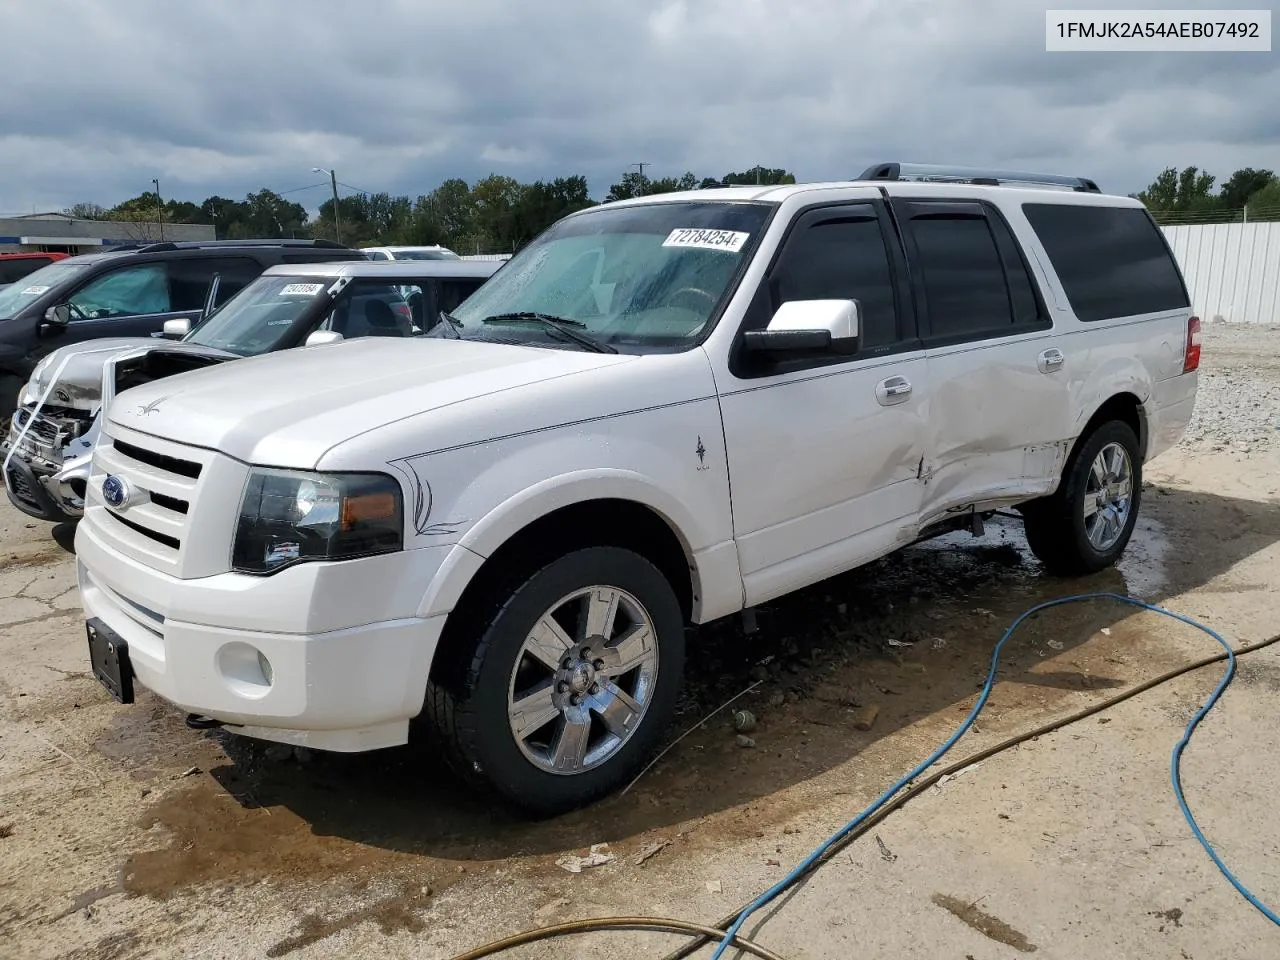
{"left": 131, "top": 238, "right": 353, "bottom": 254}
{"left": 858, "top": 162, "right": 1101, "bottom": 194}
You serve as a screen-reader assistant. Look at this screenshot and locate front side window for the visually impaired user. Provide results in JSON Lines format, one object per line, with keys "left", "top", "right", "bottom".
{"left": 67, "top": 263, "right": 171, "bottom": 320}
{"left": 448, "top": 201, "right": 773, "bottom": 351}
{"left": 768, "top": 206, "right": 901, "bottom": 350}
{"left": 1022, "top": 203, "right": 1189, "bottom": 322}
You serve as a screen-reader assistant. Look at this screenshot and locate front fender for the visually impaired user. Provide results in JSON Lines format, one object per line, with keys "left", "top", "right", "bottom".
{"left": 413, "top": 469, "right": 707, "bottom": 621}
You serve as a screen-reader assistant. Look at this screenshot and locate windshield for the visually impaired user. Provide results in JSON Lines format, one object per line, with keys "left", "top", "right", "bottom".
{"left": 389, "top": 249, "right": 460, "bottom": 260}
{"left": 185, "top": 273, "right": 488, "bottom": 355}
{"left": 0, "top": 262, "right": 88, "bottom": 318}
{"left": 448, "top": 200, "right": 772, "bottom": 351}
{"left": 186, "top": 275, "right": 336, "bottom": 355}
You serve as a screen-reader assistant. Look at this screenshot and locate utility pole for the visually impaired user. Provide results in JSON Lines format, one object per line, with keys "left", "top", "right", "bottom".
{"left": 314, "top": 167, "right": 342, "bottom": 243}
{"left": 632, "top": 163, "right": 650, "bottom": 197}
{"left": 151, "top": 178, "right": 164, "bottom": 240}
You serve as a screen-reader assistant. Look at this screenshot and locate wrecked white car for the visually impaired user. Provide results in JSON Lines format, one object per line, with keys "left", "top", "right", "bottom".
{"left": 2, "top": 259, "right": 499, "bottom": 522}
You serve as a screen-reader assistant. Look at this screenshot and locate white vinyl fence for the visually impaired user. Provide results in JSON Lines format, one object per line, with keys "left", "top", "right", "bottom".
{"left": 1162, "top": 222, "right": 1280, "bottom": 325}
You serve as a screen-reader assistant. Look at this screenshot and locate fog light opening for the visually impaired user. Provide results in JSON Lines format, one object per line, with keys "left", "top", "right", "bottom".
{"left": 257, "top": 650, "right": 274, "bottom": 686}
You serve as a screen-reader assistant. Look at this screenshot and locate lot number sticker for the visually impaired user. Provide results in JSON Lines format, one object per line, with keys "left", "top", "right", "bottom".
{"left": 279, "top": 283, "right": 326, "bottom": 296}
{"left": 662, "top": 228, "right": 750, "bottom": 253}
{"left": 20, "top": 285, "right": 50, "bottom": 295}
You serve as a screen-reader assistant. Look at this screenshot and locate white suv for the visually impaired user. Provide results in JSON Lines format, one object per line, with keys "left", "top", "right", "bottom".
{"left": 74, "top": 163, "right": 1200, "bottom": 815}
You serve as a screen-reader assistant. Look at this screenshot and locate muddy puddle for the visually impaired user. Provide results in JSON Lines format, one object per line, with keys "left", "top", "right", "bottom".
{"left": 93, "top": 514, "right": 1191, "bottom": 910}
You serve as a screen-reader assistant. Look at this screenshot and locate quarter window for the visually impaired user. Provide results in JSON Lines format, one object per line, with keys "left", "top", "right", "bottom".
{"left": 1022, "top": 203, "right": 1189, "bottom": 322}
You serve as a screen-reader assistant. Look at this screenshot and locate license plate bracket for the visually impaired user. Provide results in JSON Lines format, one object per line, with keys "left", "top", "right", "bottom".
{"left": 86, "top": 619, "right": 135, "bottom": 704}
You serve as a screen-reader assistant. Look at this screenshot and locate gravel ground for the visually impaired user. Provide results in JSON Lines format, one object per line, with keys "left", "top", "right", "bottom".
{"left": 2, "top": 323, "right": 1279, "bottom": 960}
{"left": 1183, "top": 323, "right": 1280, "bottom": 454}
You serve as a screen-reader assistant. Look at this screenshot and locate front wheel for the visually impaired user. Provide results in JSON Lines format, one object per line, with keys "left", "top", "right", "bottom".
{"left": 426, "top": 546, "right": 685, "bottom": 817}
{"left": 1022, "top": 420, "right": 1143, "bottom": 576}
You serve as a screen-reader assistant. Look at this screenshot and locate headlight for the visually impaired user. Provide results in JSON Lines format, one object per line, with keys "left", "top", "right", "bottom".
{"left": 231, "top": 469, "right": 404, "bottom": 574}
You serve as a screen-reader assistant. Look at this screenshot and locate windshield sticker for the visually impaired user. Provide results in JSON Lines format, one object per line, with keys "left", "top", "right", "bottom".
{"left": 19, "top": 285, "right": 50, "bottom": 295}
{"left": 662, "top": 228, "right": 750, "bottom": 253}
{"left": 279, "top": 283, "right": 325, "bottom": 296}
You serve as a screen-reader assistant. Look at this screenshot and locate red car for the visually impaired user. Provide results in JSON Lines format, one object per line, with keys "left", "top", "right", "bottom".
{"left": 0, "top": 252, "right": 69, "bottom": 288}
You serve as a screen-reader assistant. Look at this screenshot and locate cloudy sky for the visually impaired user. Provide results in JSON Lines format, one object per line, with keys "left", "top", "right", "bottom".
{"left": 1, "top": 0, "right": 1276, "bottom": 214}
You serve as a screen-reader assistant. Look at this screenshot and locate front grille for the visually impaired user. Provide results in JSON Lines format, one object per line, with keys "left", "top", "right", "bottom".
{"left": 112, "top": 512, "right": 181, "bottom": 550}
{"left": 13, "top": 408, "right": 58, "bottom": 445}
{"left": 113, "top": 439, "right": 202, "bottom": 480}
{"left": 88, "top": 423, "right": 244, "bottom": 580}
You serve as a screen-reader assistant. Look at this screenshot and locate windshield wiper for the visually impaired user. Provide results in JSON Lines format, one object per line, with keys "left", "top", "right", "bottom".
{"left": 433, "top": 310, "right": 463, "bottom": 339}
{"left": 481, "top": 312, "right": 617, "bottom": 354}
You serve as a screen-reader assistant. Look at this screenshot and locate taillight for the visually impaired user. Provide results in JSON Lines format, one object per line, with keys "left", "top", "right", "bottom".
{"left": 1183, "top": 315, "right": 1201, "bottom": 373}
{"left": 393, "top": 303, "right": 412, "bottom": 321}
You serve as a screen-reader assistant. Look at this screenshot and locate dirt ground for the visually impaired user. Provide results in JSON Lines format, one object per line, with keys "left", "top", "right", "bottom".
{"left": 2, "top": 325, "right": 1279, "bottom": 960}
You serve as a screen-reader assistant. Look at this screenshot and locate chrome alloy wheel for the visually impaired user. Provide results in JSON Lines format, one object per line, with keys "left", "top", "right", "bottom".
{"left": 507, "top": 585, "right": 659, "bottom": 775}
{"left": 1084, "top": 441, "right": 1133, "bottom": 551}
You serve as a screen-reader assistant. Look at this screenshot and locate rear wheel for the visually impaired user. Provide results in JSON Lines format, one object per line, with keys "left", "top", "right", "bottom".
{"left": 425, "top": 546, "right": 685, "bottom": 817}
{"left": 1022, "top": 420, "right": 1143, "bottom": 576}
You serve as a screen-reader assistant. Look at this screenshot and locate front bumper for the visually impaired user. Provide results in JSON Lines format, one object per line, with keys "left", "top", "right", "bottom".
{"left": 75, "top": 519, "right": 453, "bottom": 752}
{"left": 3, "top": 407, "right": 92, "bottom": 522}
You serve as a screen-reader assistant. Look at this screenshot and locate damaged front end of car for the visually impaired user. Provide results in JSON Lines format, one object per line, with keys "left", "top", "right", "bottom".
{"left": 3, "top": 344, "right": 235, "bottom": 522}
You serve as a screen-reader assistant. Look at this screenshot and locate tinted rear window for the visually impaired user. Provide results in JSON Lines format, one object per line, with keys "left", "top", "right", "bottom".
{"left": 1021, "top": 203, "right": 1189, "bottom": 322}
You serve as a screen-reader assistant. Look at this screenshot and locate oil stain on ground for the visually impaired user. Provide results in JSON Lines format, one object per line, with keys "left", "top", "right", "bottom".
{"left": 932, "top": 892, "right": 1038, "bottom": 953}
{"left": 266, "top": 881, "right": 434, "bottom": 957}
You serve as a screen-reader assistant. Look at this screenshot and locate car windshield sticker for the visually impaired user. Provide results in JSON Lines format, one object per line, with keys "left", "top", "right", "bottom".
{"left": 279, "top": 283, "right": 326, "bottom": 296}
{"left": 20, "top": 285, "right": 50, "bottom": 295}
{"left": 661, "top": 228, "right": 750, "bottom": 253}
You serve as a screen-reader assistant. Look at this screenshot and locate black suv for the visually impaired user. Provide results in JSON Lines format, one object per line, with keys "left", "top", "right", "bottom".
{"left": 0, "top": 239, "right": 366, "bottom": 420}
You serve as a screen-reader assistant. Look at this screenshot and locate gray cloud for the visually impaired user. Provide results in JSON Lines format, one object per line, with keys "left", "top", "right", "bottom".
{"left": 0, "top": 0, "right": 1276, "bottom": 214}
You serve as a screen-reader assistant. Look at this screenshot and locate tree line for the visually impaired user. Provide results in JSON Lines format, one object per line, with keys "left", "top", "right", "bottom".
{"left": 1135, "top": 166, "right": 1280, "bottom": 222}
{"left": 61, "top": 167, "right": 797, "bottom": 253}
{"left": 61, "top": 162, "right": 1279, "bottom": 251}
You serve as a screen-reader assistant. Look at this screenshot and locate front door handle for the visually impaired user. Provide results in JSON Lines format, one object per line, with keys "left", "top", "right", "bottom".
{"left": 1037, "top": 348, "right": 1065, "bottom": 373}
{"left": 876, "top": 375, "right": 913, "bottom": 406}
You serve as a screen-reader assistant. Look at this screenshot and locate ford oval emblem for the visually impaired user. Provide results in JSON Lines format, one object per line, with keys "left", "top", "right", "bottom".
{"left": 102, "top": 474, "right": 130, "bottom": 509}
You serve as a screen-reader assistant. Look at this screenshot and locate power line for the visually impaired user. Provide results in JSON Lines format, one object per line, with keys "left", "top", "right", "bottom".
{"left": 337, "top": 180, "right": 375, "bottom": 196}
{"left": 275, "top": 181, "right": 330, "bottom": 196}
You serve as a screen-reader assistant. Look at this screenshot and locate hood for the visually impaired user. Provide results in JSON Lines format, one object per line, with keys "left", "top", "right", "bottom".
{"left": 27, "top": 339, "right": 237, "bottom": 412}
{"left": 107, "top": 337, "right": 638, "bottom": 467}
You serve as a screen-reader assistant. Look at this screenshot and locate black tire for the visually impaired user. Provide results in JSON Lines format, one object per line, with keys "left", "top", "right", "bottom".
{"left": 425, "top": 546, "right": 685, "bottom": 818}
{"left": 0, "top": 373, "right": 22, "bottom": 435}
{"left": 1021, "top": 420, "right": 1143, "bottom": 576}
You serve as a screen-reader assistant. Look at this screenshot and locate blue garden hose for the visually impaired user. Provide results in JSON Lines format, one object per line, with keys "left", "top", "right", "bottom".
{"left": 708, "top": 592, "right": 1280, "bottom": 959}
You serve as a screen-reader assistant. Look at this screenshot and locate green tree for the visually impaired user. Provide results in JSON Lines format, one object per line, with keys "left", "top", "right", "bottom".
{"left": 1219, "top": 167, "right": 1277, "bottom": 210}
{"left": 1245, "top": 180, "right": 1280, "bottom": 221}
{"left": 62, "top": 203, "right": 110, "bottom": 220}
{"left": 605, "top": 171, "right": 651, "bottom": 201}
{"left": 1137, "top": 166, "right": 1219, "bottom": 213}
{"left": 721, "top": 167, "right": 796, "bottom": 186}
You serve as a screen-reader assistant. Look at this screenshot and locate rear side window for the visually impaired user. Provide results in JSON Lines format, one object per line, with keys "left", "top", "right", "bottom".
{"left": 901, "top": 201, "right": 1048, "bottom": 343}
{"left": 1022, "top": 203, "right": 1189, "bottom": 322}
{"left": 168, "top": 257, "right": 263, "bottom": 311}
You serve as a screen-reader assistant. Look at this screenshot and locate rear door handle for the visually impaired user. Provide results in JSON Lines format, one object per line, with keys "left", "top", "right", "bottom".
{"left": 1037, "top": 348, "right": 1065, "bottom": 373}
{"left": 876, "top": 375, "right": 913, "bottom": 406}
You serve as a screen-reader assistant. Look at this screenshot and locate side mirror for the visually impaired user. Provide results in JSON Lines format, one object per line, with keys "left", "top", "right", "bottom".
{"left": 40, "top": 304, "right": 71, "bottom": 336}
{"left": 304, "top": 330, "right": 344, "bottom": 347}
{"left": 162, "top": 318, "right": 191, "bottom": 339}
{"left": 742, "top": 299, "right": 861, "bottom": 358}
